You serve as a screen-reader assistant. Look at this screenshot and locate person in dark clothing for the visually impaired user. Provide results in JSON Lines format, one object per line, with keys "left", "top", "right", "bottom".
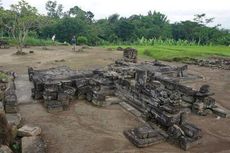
{"left": 71, "top": 36, "right": 76, "bottom": 51}
{"left": 11, "top": 72, "right": 17, "bottom": 81}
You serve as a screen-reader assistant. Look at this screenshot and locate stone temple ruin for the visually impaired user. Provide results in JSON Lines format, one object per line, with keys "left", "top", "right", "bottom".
{"left": 183, "top": 57, "right": 230, "bottom": 70}
{"left": 1, "top": 71, "right": 45, "bottom": 153}
{"left": 28, "top": 48, "right": 229, "bottom": 151}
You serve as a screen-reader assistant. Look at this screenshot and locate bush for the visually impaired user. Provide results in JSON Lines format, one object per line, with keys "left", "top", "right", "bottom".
{"left": 0, "top": 72, "right": 8, "bottom": 82}
{"left": 77, "top": 36, "right": 88, "bottom": 45}
{"left": 24, "top": 37, "right": 54, "bottom": 46}
{"left": 1, "top": 37, "right": 58, "bottom": 46}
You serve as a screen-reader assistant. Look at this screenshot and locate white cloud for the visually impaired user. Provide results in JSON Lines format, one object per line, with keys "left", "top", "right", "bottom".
{"left": 2, "top": 0, "right": 230, "bottom": 28}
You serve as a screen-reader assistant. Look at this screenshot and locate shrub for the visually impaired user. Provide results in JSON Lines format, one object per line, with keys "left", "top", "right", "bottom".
{"left": 0, "top": 72, "right": 8, "bottom": 82}
{"left": 77, "top": 36, "right": 88, "bottom": 45}
{"left": 24, "top": 37, "right": 54, "bottom": 46}
{"left": 1, "top": 37, "right": 57, "bottom": 46}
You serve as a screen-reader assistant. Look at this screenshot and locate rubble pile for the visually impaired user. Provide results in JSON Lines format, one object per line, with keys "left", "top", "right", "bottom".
{"left": 0, "top": 72, "right": 16, "bottom": 152}
{"left": 28, "top": 66, "right": 117, "bottom": 111}
{"left": 0, "top": 71, "right": 18, "bottom": 114}
{"left": 29, "top": 66, "right": 79, "bottom": 112}
{"left": 28, "top": 47, "right": 229, "bottom": 150}
{"left": 184, "top": 57, "right": 230, "bottom": 70}
{"left": 123, "top": 47, "right": 138, "bottom": 63}
{"left": 0, "top": 71, "right": 45, "bottom": 153}
{"left": 123, "top": 125, "right": 165, "bottom": 148}
{"left": 4, "top": 82, "right": 17, "bottom": 113}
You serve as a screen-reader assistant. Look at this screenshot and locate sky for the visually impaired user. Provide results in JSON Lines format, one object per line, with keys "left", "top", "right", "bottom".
{"left": 2, "top": 0, "right": 230, "bottom": 29}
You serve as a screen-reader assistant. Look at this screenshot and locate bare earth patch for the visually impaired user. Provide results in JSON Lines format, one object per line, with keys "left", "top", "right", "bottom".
{"left": 0, "top": 46, "right": 230, "bottom": 153}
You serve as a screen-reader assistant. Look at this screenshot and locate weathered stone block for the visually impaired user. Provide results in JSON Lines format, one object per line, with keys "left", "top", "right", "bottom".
{"left": 0, "top": 145, "right": 13, "bottom": 153}
{"left": 4, "top": 105, "right": 17, "bottom": 113}
{"left": 211, "top": 107, "right": 230, "bottom": 118}
{"left": 0, "top": 91, "right": 4, "bottom": 101}
{"left": 134, "top": 126, "right": 158, "bottom": 139}
{"left": 179, "top": 136, "right": 202, "bottom": 150}
{"left": 21, "top": 136, "right": 46, "bottom": 153}
{"left": 0, "top": 101, "right": 4, "bottom": 113}
{"left": 182, "top": 96, "right": 195, "bottom": 103}
{"left": 105, "top": 96, "right": 121, "bottom": 105}
{"left": 124, "top": 128, "right": 165, "bottom": 148}
{"left": 47, "top": 105, "right": 63, "bottom": 113}
{"left": 6, "top": 113, "right": 21, "bottom": 127}
{"left": 180, "top": 101, "right": 192, "bottom": 108}
{"left": 18, "top": 125, "right": 41, "bottom": 137}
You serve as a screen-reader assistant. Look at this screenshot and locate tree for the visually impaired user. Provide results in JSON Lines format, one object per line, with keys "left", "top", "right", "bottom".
{"left": 45, "top": 0, "right": 63, "bottom": 18}
{"left": 0, "top": 1, "right": 4, "bottom": 38}
{"left": 193, "top": 13, "right": 215, "bottom": 44}
{"left": 108, "top": 14, "right": 120, "bottom": 24}
{"left": 86, "top": 11, "right": 94, "bottom": 23}
{"left": 68, "top": 6, "right": 85, "bottom": 18}
{"left": 67, "top": 6, "right": 94, "bottom": 23}
{"left": 193, "top": 13, "right": 214, "bottom": 25}
{"left": 7, "top": 0, "right": 40, "bottom": 53}
{"left": 115, "top": 19, "right": 136, "bottom": 41}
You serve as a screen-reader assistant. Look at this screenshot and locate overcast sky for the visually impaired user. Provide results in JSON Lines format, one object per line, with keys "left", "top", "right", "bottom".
{"left": 2, "top": 0, "right": 230, "bottom": 29}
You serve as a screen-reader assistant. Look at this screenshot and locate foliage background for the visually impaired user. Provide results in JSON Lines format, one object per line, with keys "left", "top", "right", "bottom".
{"left": 0, "top": 0, "right": 230, "bottom": 46}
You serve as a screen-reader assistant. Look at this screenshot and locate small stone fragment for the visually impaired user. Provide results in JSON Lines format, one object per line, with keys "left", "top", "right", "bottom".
{"left": 17, "top": 125, "right": 41, "bottom": 137}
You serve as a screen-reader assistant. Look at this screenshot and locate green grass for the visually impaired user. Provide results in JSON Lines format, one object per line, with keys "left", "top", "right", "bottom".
{"left": 24, "top": 37, "right": 55, "bottom": 46}
{"left": 1, "top": 37, "right": 64, "bottom": 46}
{"left": 104, "top": 45, "right": 230, "bottom": 61}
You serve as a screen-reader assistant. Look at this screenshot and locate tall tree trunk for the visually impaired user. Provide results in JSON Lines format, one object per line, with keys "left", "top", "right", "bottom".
{"left": 17, "top": 44, "right": 23, "bottom": 53}
{"left": 16, "top": 30, "right": 24, "bottom": 54}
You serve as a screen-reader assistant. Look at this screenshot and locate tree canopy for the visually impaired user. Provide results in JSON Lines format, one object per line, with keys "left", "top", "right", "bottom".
{"left": 1, "top": 0, "right": 230, "bottom": 46}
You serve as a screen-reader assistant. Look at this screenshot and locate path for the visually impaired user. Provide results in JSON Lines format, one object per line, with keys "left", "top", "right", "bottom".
{"left": 15, "top": 74, "right": 33, "bottom": 104}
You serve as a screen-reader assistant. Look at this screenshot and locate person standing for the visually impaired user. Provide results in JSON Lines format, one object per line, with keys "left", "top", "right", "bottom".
{"left": 52, "top": 34, "right": 56, "bottom": 45}
{"left": 11, "top": 71, "right": 17, "bottom": 81}
{"left": 71, "top": 36, "right": 76, "bottom": 51}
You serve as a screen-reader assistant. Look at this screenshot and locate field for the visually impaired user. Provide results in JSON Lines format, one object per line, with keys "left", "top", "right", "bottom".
{"left": 0, "top": 46, "right": 230, "bottom": 153}
{"left": 105, "top": 45, "right": 230, "bottom": 61}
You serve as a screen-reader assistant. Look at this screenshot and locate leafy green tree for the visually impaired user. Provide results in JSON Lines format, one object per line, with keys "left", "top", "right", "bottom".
{"left": 1, "top": 0, "right": 229, "bottom": 46}
{"left": 67, "top": 6, "right": 95, "bottom": 23}
{"left": 6, "top": 0, "right": 40, "bottom": 53}
{"left": 115, "top": 18, "right": 136, "bottom": 41}
{"left": 108, "top": 14, "right": 120, "bottom": 24}
{"left": 86, "top": 11, "right": 94, "bottom": 23}
{"left": 77, "top": 36, "right": 88, "bottom": 45}
{"left": 193, "top": 13, "right": 215, "bottom": 44}
{"left": 0, "top": 2, "right": 4, "bottom": 38}
{"left": 45, "top": 0, "right": 63, "bottom": 18}
{"left": 68, "top": 6, "right": 85, "bottom": 18}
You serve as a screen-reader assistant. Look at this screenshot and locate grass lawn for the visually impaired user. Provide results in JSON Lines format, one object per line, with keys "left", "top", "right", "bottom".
{"left": 104, "top": 45, "right": 230, "bottom": 61}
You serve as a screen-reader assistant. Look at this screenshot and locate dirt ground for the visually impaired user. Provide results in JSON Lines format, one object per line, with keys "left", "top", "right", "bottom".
{"left": 0, "top": 46, "right": 230, "bottom": 153}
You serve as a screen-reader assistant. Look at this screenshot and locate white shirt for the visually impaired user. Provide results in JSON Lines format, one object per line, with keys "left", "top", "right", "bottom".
{"left": 52, "top": 35, "right": 56, "bottom": 41}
